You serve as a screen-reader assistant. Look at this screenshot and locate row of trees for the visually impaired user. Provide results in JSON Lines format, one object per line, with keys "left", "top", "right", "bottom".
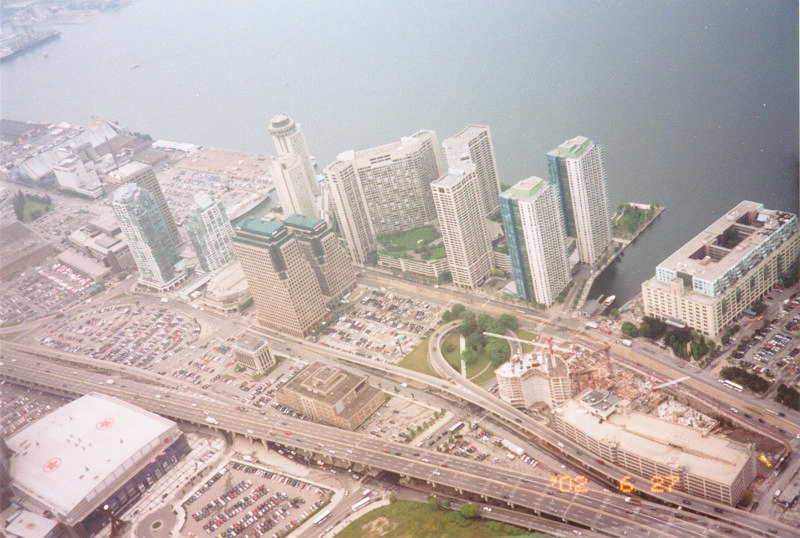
{"left": 775, "top": 384, "right": 800, "bottom": 410}
{"left": 621, "top": 316, "right": 715, "bottom": 360}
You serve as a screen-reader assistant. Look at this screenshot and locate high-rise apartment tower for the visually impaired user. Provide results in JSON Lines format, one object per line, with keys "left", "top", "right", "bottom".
{"left": 442, "top": 125, "right": 501, "bottom": 218}
{"left": 500, "top": 177, "right": 571, "bottom": 306}
{"left": 185, "top": 193, "right": 236, "bottom": 273}
{"left": 269, "top": 114, "right": 319, "bottom": 196}
{"left": 547, "top": 136, "right": 612, "bottom": 265}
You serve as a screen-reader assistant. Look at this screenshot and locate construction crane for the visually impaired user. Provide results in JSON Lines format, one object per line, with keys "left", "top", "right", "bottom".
{"left": 483, "top": 332, "right": 572, "bottom": 356}
{"left": 651, "top": 376, "right": 690, "bottom": 391}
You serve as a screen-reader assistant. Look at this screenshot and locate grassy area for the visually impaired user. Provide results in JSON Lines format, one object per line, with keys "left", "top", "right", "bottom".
{"left": 108, "top": 293, "right": 129, "bottom": 301}
{"left": 515, "top": 329, "right": 539, "bottom": 353}
{"left": 378, "top": 225, "right": 440, "bottom": 251}
{"left": 335, "top": 501, "right": 532, "bottom": 538}
{"left": 397, "top": 336, "right": 437, "bottom": 377}
{"left": 440, "top": 332, "right": 495, "bottom": 379}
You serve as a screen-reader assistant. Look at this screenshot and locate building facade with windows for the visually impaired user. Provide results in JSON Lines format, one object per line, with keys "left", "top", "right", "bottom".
{"left": 283, "top": 213, "right": 356, "bottom": 303}
{"left": 642, "top": 201, "right": 799, "bottom": 339}
{"left": 233, "top": 332, "right": 275, "bottom": 374}
{"left": 232, "top": 218, "right": 326, "bottom": 337}
{"left": 108, "top": 161, "right": 180, "bottom": 247}
{"left": 431, "top": 164, "right": 493, "bottom": 290}
{"left": 547, "top": 137, "right": 611, "bottom": 264}
{"left": 324, "top": 130, "right": 444, "bottom": 264}
{"left": 442, "top": 125, "right": 501, "bottom": 218}
{"left": 500, "top": 177, "right": 571, "bottom": 306}
{"left": 111, "top": 183, "right": 185, "bottom": 291}
{"left": 271, "top": 153, "right": 318, "bottom": 218}
{"left": 185, "top": 193, "right": 236, "bottom": 273}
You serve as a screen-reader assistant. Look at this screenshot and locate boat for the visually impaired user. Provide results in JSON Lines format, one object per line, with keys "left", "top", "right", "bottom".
{"left": 602, "top": 295, "right": 616, "bottom": 307}
{"left": 129, "top": 63, "right": 140, "bottom": 69}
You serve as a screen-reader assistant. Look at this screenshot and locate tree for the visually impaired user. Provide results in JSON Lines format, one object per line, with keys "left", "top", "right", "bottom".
{"left": 12, "top": 190, "right": 24, "bottom": 221}
{"left": 775, "top": 383, "right": 800, "bottom": 410}
{"left": 451, "top": 304, "right": 466, "bottom": 317}
{"left": 427, "top": 495, "right": 440, "bottom": 510}
{"left": 389, "top": 493, "right": 397, "bottom": 503}
{"left": 486, "top": 338, "right": 510, "bottom": 366}
{"left": 461, "top": 348, "right": 478, "bottom": 365}
{"left": 447, "top": 511, "right": 468, "bottom": 526}
{"left": 465, "top": 332, "right": 485, "bottom": 353}
{"left": 460, "top": 502, "right": 479, "bottom": 519}
{"left": 459, "top": 310, "right": 477, "bottom": 336}
{"left": 621, "top": 321, "right": 639, "bottom": 338}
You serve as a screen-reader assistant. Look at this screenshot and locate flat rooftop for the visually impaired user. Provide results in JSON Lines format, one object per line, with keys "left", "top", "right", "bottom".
{"left": 656, "top": 201, "right": 796, "bottom": 283}
{"left": 500, "top": 176, "right": 546, "bottom": 201}
{"left": 334, "top": 130, "right": 435, "bottom": 164}
{"left": 558, "top": 399, "right": 751, "bottom": 485}
{"left": 6, "top": 393, "right": 178, "bottom": 523}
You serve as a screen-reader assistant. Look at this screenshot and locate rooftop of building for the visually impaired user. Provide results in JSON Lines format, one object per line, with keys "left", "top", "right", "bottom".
{"left": 284, "top": 213, "right": 325, "bottom": 232}
{"left": 4, "top": 508, "right": 58, "bottom": 538}
{"left": 333, "top": 130, "right": 435, "bottom": 165}
{"left": 6, "top": 393, "right": 178, "bottom": 523}
{"left": 655, "top": 201, "right": 797, "bottom": 282}
{"left": 205, "top": 260, "right": 248, "bottom": 297}
{"left": 500, "top": 176, "right": 546, "bottom": 200}
{"left": 547, "top": 136, "right": 592, "bottom": 159}
{"left": 281, "top": 362, "right": 372, "bottom": 410}
{"left": 432, "top": 166, "right": 474, "bottom": 189}
{"left": 107, "top": 160, "right": 150, "bottom": 182}
{"left": 56, "top": 249, "right": 111, "bottom": 279}
{"left": 236, "top": 332, "right": 266, "bottom": 353}
{"left": 557, "top": 398, "right": 752, "bottom": 485}
{"left": 236, "top": 217, "right": 284, "bottom": 238}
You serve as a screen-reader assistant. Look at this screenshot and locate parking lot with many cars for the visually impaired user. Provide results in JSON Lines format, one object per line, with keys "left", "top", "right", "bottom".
{"left": 1, "top": 262, "right": 97, "bottom": 326}
{"left": 318, "top": 288, "right": 438, "bottom": 364}
{"left": 181, "top": 460, "right": 330, "bottom": 538}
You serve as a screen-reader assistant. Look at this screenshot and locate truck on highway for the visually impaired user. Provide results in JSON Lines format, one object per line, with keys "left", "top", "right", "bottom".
{"left": 621, "top": 339, "right": 632, "bottom": 347}
{"left": 205, "top": 416, "right": 219, "bottom": 425}
{"left": 585, "top": 321, "right": 599, "bottom": 330}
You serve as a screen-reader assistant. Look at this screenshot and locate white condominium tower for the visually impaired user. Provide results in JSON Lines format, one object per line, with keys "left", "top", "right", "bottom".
{"left": 431, "top": 163, "right": 493, "bottom": 290}
{"left": 547, "top": 136, "right": 612, "bottom": 265}
{"left": 442, "top": 125, "right": 501, "bottom": 218}
{"left": 324, "top": 130, "right": 444, "bottom": 264}
{"left": 185, "top": 193, "right": 236, "bottom": 273}
{"left": 269, "top": 114, "right": 319, "bottom": 196}
{"left": 499, "top": 177, "right": 571, "bottom": 307}
{"left": 271, "top": 153, "right": 318, "bottom": 218}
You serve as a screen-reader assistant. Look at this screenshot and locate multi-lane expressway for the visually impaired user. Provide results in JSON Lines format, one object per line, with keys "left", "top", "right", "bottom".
{"left": 1, "top": 345, "right": 791, "bottom": 538}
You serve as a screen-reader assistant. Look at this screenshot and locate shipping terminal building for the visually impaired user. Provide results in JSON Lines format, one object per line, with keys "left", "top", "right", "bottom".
{"left": 3, "top": 393, "right": 189, "bottom": 537}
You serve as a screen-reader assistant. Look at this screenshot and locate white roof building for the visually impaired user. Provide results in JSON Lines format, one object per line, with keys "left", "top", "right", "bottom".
{"left": 6, "top": 393, "right": 180, "bottom": 526}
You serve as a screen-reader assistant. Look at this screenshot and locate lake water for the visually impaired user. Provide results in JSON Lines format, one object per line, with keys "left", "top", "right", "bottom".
{"left": 3, "top": 0, "right": 797, "bottom": 304}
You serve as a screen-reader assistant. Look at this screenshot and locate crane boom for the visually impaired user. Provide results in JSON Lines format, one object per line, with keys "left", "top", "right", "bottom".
{"left": 652, "top": 376, "right": 690, "bottom": 390}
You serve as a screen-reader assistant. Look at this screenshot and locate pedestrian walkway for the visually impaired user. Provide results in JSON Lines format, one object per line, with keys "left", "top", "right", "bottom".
{"left": 92, "top": 432, "right": 226, "bottom": 538}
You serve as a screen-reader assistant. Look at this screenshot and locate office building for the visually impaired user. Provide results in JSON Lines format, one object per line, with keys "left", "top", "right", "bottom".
{"left": 107, "top": 161, "right": 180, "bottom": 247}
{"left": 283, "top": 214, "right": 356, "bottom": 303}
{"left": 271, "top": 153, "right": 318, "bottom": 218}
{"left": 324, "top": 130, "right": 444, "bottom": 264}
{"left": 232, "top": 218, "right": 326, "bottom": 337}
{"left": 500, "top": 177, "right": 571, "bottom": 306}
{"left": 5, "top": 393, "right": 189, "bottom": 536}
{"left": 185, "top": 193, "right": 236, "bottom": 273}
{"left": 431, "top": 164, "right": 493, "bottom": 289}
{"left": 269, "top": 114, "right": 319, "bottom": 196}
{"left": 233, "top": 332, "right": 275, "bottom": 374}
{"left": 642, "top": 201, "right": 799, "bottom": 339}
{"left": 111, "top": 183, "right": 185, "bottom": 291}
{"left": 442, "top": 125, "right": 501, "bottom": 217}
{"left": 547, "top": 136, "right": 612, "bottom": 264}
{"left": 555, "top": 394, "right": 756, "bottom": 505}
{"left": 276, "top": 362, "right": 384, "bottom": 430}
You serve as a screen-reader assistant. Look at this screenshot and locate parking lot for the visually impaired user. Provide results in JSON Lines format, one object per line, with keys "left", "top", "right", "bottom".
{"left": 726, "top": 293, "right": 800, "bottom": 388}
{"left": 181, "top": 460, "right": 330, "bottom": 538}
{"left": 32, "top": 303, "right": 199, "bottom": 369}
{"left": 0, "top": 382, "right": 70, "bottom": 438}
{"left": 1, "top": 261, "right": 96, "bottom": 326}
{"left": 318, "top": 288, "right": 438, "bottom": 364}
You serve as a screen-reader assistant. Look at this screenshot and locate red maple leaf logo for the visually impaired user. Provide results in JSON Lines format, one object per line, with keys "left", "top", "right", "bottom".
{"left": 43, "top": 458, "right": 62, "bottom": 473}
{"left": 96, "top": 418, "right": 115, "bottom": 430}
